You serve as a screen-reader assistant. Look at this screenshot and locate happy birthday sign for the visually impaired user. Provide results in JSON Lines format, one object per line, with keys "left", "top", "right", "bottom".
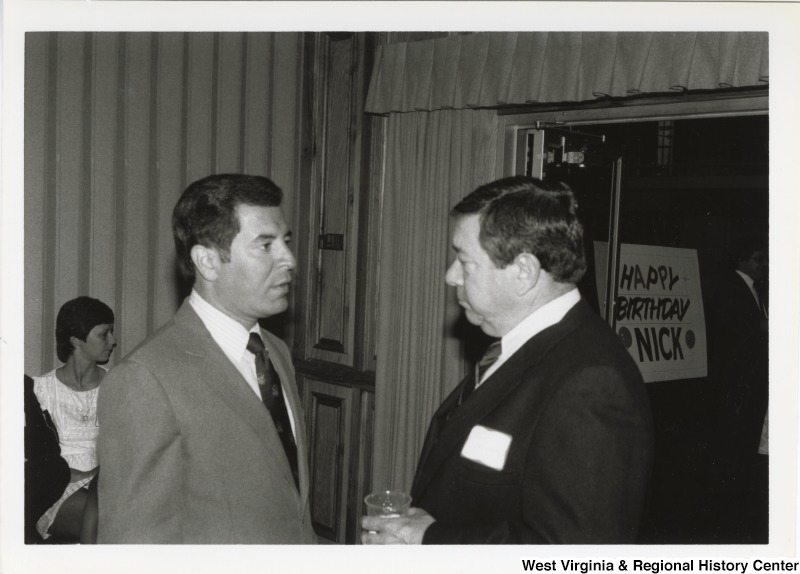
{"left": 594, "top": 243, "right": 707, "bottom": 383}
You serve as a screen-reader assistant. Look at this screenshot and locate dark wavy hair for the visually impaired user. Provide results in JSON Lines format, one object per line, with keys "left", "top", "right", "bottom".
{"left": 172, "top": 174, "right": 284, "bottom": 283}
{"left": 55, "top": 296, "right": 115, "bottom": 363}
{"left": 451, "top": 176, "right": 586, "bottom": 283}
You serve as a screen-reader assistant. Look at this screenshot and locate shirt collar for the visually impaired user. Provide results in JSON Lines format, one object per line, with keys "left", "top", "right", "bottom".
{"left": 189, "top": 289, "right": 261, "bottom": 360}
{"left": 735, "top": 269, "right": 755, "bottom": 289}
{"left": 499, "top": 288, "right": 581, "bottom": 361}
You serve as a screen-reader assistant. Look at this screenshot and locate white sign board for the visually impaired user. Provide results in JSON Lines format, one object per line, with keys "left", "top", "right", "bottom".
{"left": 594, "top": 242, "right": 707, "bottom": 383}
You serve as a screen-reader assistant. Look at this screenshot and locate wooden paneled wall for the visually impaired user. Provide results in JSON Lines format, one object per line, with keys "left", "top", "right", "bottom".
{"left": 292, "top": 32, "right": 382, "bottom": 544}
{"left": 303, "top": 34, "right": 362, "bottom": 366}
{"left": 24, "top": 32, "right": 304, "bottom": 375}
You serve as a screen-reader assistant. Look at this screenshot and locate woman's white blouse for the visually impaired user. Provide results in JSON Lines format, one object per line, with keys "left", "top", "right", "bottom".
{"left": 32, "top": 369, "right": 101, "bottom": 471}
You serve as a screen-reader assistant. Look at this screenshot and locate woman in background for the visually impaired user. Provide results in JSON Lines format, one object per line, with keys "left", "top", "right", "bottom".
{"left": 32, "top": 296, "right": 116, "bottom": 542}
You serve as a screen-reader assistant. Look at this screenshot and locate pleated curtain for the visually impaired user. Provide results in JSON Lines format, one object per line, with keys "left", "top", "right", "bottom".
{"left": 372, "top": 109, "right": 500, "bottom": 492}
{"left": 366, "top": 32, "right": 769, "bottom": 114}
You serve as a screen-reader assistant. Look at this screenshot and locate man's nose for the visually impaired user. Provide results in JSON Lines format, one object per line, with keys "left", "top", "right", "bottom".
{"left": 281, "top": 244, "right": 297, "bottom": 271}
{"left": 445, "top": 261, "right": 461, "bottom": 286}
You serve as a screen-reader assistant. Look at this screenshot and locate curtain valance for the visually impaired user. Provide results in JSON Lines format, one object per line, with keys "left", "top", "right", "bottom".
{"left": 365, "top": 32, "right": 768, "bottom": 114}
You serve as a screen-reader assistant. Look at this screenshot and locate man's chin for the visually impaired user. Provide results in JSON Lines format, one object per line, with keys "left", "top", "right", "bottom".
{"left": 464, "top": 310, "right": 500, "bottom": 337}
{"left": 263, "top": 299, "right": 289, "bottom": 317}
{"left": 464, "top": 309, "right": 484, "bottom": 328}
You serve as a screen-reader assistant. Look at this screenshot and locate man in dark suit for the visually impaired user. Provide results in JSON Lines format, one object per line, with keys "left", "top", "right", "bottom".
{"left": 706, "top": 237, "right": 768, "bottom": 542}
{"left": 362, "top": 176, "right": 653, "bottom": 544}
{"left": 711, "top": 239, "right": 768, "bottom": 454}
{"left": 97, "top": 174, "right": 316, "bottom": 543}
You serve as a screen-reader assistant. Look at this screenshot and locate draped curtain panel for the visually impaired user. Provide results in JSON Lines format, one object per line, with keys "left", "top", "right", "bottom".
{"left": 372, "top": 109, "right": 500, "bottom": 492}
{"left": 24, "top": 32, "right": 303, "bottom": 375}
{"left": 365, "top": 32, "right": 769, "bottom": 114}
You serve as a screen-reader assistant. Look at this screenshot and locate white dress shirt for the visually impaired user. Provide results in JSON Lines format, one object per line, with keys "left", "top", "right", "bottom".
{"left": 189, "top": 290, "right": 296, "bottom": 436}
{"left": 477, "top": 288, "right": 581, "bottom": 388}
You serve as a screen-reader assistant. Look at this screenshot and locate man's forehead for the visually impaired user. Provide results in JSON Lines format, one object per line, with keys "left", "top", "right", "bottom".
{"left": 452, "top": 214, "right": 480, "bottom": 246}
{"left": 235, "top": 204, "right": 288, "bottom": 233}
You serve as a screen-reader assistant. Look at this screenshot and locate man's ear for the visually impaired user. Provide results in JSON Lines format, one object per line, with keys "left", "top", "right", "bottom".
{"left": 190, "top": 245, "right": 221, "bottom": 283}
{"left": 514, "top": 253, "right": 541, "bottom": 295}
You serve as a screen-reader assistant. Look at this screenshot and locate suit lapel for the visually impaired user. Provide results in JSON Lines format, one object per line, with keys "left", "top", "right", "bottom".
{"left": 734, "top": 272, "right": 763, "bottom": 318}
{"left": 174, "top": 302, "right": 299, "bottom": 492}
{"left": 413, "top": 301, "right": 588, "bottom": 497}
{"left": 412, "top": 373, "right": 472, "bottom": 493}
{"left": 412, "top": 350, "right": 536, "bottom": 496}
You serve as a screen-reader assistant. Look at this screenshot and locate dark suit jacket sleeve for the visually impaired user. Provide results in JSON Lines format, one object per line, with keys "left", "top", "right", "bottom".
{"left": 423, "top": 365, "right": 651, "bottom": 544}
{"left": 97, "top": 361, "right": 184, "bottom": 543}
{"left": 24, "top": 376, "right": 71, "bottom": 534}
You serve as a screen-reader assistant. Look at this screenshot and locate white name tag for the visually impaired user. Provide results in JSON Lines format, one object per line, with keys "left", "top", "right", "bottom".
{"left": 460, "top": 425, "right": 512, "bottom": 471}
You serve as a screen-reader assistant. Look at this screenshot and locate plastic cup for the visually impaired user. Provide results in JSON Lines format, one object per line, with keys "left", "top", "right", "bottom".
{"left": 364, "top": 490, "right": 412, "bottom": 517}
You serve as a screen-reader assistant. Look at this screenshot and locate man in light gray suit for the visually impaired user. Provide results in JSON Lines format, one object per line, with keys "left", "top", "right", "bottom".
{"left": 97, "top": 174, "right": 316, "bottom": 543}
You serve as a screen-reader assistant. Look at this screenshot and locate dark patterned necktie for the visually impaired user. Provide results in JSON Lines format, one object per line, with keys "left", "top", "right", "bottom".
{"left": 247, "top": 332, "right": 299, "bottom": 489}
{"left": 460, "top": 340, "right": 503, "bottom": 404}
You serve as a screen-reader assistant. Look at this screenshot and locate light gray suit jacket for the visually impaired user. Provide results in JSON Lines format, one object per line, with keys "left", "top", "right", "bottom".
{"left": 96, "top": 300, "right": 316, "bottom": 543}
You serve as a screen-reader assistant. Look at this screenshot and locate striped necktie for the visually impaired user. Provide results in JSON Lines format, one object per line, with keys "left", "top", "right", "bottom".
{"left": 476, "top": 340, "right": 503, "bottom": 384}
{"left": 460, "top": 340, "right": 503, "bottom": 404}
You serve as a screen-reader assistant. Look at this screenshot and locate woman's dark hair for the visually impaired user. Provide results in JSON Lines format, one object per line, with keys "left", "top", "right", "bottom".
{"left": 451, "top": 176, "right": 587, "bottom": 283}
{"left": 55, "top": 296, "right": 115, "bottom": 363}
{"left": 172, "top": 174, "right": 284, "bottom": 283}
